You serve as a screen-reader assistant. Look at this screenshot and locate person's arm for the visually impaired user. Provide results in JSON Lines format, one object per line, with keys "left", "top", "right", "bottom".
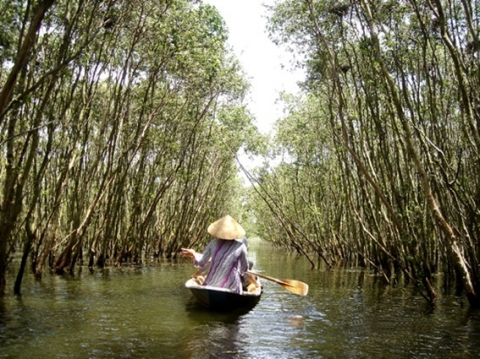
{"left": 181, "top": 240, "right": 216, "bottom": 268}
{"left": 193, "top": 240, "right": 215, "bottom": 268}
{"left": 239, "top": 245, "right": 249, "bottom": 273}
{"left": 181, "top": 248, "right": 196, "bottom": 258}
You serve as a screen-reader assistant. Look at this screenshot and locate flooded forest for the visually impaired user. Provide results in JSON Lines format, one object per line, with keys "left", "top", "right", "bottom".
{"left": 0, "top": 0, "right": 479, "bottom": 310}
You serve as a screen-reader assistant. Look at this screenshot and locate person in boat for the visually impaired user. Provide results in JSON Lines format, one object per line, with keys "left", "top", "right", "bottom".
{"left": 181, "top": 215, "right": 259, "bottom": 294}
{"left": 237, "top": 237, "right": 258, "bottom": 289}
{"left": 242, "top": 260, "right": 261, "bottom": 293}
{"left": 234, "top": 236, "right": 261, "bottom": 291}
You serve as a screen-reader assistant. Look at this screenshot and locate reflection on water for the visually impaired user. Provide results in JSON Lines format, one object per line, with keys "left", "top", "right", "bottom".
{"left": 1, "top": 239, "right": 480, "bottom": 358}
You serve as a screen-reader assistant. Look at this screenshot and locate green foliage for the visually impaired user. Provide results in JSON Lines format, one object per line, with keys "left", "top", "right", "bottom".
{"left": 0, "top": 0, "right": 262, "bottom": 291}
{"left": 256, "top": 0, "right": 480, "bottom": 307}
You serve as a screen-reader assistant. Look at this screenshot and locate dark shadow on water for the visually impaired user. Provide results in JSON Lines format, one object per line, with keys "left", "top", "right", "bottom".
{"left": 175, "top": 296, "right": 257, "bottom": 359}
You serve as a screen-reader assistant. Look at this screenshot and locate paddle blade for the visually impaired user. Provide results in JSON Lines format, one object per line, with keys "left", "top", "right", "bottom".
{"left": 280, "top": 279, "right": 309, "bottom": 296}
{"left": 248, "top": 271, "right": 309, "bottom": 296}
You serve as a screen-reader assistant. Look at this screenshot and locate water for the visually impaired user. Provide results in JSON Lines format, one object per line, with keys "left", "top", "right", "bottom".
{"left": 1, "top": 239, "right": 480, "bottom": 358}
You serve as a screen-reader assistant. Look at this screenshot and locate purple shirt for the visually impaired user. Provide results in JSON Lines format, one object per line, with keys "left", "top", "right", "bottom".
{"left": 193, "top": 238, "right": 248, "bottom": 294}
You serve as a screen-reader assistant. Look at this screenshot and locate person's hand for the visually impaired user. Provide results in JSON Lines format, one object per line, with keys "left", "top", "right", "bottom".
{"left": 181, "top": 248, "right": 196, "bottom": 258}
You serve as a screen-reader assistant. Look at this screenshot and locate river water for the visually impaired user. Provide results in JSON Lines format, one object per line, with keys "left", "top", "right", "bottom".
{"left": 1, "top": 238, "right": 479, "bottom": 358}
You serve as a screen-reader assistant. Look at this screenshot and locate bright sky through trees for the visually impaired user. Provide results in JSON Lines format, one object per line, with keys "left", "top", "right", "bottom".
{"left": 203, "top": 0, "right": 304, "bottom": 134}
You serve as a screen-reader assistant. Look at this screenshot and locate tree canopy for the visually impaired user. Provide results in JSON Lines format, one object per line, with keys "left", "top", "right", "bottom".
{"left": 0, "top": 0, "right": 264, "bottom": 295}
{"left": 248, "top": 0, "right": 480, "bottom": 308}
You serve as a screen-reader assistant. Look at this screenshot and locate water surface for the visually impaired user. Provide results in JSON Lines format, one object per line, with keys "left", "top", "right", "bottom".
{"left": 1, "top": 239, "right": 479, "bottom": 358}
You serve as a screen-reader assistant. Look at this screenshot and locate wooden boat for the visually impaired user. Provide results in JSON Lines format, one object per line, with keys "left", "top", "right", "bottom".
{"left": 185, "top": 278, "right": 262, "bottom": 311}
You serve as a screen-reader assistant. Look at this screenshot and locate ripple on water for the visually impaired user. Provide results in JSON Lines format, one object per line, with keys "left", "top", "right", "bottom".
{"left": 2, "top": 250, "right": 480, "bottom": 359}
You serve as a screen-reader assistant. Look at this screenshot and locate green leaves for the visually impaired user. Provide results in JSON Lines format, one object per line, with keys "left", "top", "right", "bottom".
{"left": 258, "top": 0, "right": 480, "bottom": 306}
{"left": 0, "top": 0, "right": 260, "bottom": 283}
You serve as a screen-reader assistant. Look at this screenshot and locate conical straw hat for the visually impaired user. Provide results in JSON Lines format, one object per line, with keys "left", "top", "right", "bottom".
{"left": 207, "top": 215, "right": 246, "bottom": 240}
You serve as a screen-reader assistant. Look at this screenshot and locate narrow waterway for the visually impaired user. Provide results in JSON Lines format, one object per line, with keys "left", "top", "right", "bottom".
{"left": 1, "top": 238, "right": 479, "bottom": 358}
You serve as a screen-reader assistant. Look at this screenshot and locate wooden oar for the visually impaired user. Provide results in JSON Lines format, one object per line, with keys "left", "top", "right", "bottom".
{"left": 248, "top": 271, "right": 309, "bottom": 296}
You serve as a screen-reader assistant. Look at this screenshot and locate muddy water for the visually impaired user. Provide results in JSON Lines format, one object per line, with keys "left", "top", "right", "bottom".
{"left": 1, "top": 238, "right": 479, "bottom": 358}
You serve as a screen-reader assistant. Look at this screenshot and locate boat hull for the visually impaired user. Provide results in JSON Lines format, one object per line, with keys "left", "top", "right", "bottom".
{"left": 185, "top": 278, "right": 262, "bottom": 311}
